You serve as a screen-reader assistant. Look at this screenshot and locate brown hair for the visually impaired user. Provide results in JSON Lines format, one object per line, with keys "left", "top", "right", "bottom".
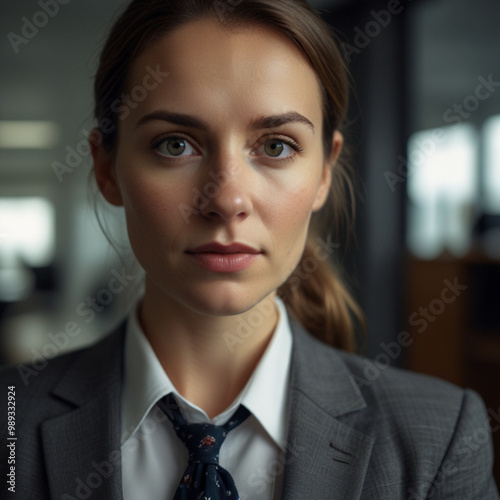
{"left": 93, "top": 0, "right": 364, "bottom": 352}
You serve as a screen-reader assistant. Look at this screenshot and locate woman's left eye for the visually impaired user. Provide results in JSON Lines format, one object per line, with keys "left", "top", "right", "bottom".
{"left": 258, "top": 138, "right": 299, "bottom": 160}
{"left": 153, "top": 136, "right": 197, "bottom": 157}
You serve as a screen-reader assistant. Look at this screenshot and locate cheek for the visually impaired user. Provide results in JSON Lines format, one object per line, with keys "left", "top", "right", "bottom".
{"left": 263, "top": 170, "right": 322, "bottom": 234}
{"left": 277, "top": 190, "right": 313, "bottom": 227}
{"left": 264, "top": 188, "right": 315, "bottom": 283}
{"left": 262, "top": 179, "right": 319, "bottom": 269}
{"left": 118, "top": 171, "right": 188, "bottom": 246}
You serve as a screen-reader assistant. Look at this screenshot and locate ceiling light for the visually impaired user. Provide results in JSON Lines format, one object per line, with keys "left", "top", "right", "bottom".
{"left": 0, "top": 121, "right": 60, "bottom": 149}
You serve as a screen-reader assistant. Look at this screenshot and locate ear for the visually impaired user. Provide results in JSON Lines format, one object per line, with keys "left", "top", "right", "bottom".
{"left": 312, "top": 130, "right": 343, "bottom": 212}
{"left": 90, "top": 129, "right": 123, "bottom": 206}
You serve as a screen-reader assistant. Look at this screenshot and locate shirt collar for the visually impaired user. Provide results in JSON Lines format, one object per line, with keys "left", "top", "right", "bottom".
{"left": 121, "top": 296, "right": 292, "bottom": 451}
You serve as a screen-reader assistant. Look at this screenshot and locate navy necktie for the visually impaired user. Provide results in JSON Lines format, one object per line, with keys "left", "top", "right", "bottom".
{"left": 158, "top": 393, "right": 251, "bottom": 500}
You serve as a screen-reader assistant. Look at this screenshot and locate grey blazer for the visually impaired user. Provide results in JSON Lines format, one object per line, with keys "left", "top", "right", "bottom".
{"left": 0, "top": 321, "right": 498, "bottom": 499}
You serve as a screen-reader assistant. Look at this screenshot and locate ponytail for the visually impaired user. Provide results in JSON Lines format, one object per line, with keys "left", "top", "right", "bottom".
{"left": 278, "top": 140, "right": 365, "bottom": 353}
{"left": 278, "top": 236, "right": 362, "bottom": 353}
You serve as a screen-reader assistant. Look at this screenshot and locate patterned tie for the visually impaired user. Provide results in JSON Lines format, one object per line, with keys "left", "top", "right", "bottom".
{"left": 158, "top": 393, "right": 251, "bottom": 500}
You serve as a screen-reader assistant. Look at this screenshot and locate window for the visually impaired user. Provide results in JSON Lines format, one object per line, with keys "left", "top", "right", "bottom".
{"left": 484, "top": 115, "right": 500, "bottom": 214}
{"left": 0, "top": 197, "right": 55, "bottom": 267}
{"left": 407, "top": 124, "right": 477, "bottom": 258}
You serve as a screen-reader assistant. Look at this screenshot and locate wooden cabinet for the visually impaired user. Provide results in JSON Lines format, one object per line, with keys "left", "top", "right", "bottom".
{"left": 406, "top": 253, "right": 500, "bottom": 481}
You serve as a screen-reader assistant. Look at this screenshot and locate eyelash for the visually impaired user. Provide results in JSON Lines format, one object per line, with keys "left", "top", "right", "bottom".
{"left": 149, "top": 133, "right": 303, "bottom": 163}
{"left": 259, "top": 135, "right": 304, "bottom": 153}
{"left": 150, "top": 133, "right": 197, "bottom": 160}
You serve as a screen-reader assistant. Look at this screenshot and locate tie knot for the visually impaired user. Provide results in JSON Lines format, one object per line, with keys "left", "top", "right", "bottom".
{"left": 158, "top": 393, "right": 252, "bottom": 465}
{"left": 157, "top": 394, "right": 252, "bottom": 498}
{"left": 175, "top": 423, "right": 226, "bottom": 465}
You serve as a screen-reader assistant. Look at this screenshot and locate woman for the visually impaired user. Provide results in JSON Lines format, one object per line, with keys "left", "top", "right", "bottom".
{"left": 1, "top": 0, "right": 498, "bottom": 498}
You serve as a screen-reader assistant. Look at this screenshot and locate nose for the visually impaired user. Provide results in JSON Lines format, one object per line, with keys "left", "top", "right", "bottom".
{"left": 198, "top": 159, "right": 253, "bottom": 222}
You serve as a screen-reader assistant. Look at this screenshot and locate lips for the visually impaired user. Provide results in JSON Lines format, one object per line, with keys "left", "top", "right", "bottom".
{"left": 187, "top": 242, "right": 261, "bottom": 254}
{"left": 186, "top": 242, "right": 261, "bottom": 273}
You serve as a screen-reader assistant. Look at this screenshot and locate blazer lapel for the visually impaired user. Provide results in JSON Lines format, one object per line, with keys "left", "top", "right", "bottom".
{"left": 38, "top": 319, "right": 373, "bottom": 499}
{"left": 41, "top": 323, "right": 126, "bottom": 500}
{"left": 281, "top": 323, "right": 374, "bottom": 500}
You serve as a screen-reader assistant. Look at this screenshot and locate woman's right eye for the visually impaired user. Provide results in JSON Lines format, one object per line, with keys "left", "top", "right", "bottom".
{"left": 152, "top": 136, "right": 197, "bottom": 158}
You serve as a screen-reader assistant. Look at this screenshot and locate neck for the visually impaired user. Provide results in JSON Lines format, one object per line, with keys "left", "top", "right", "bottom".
{"left": 139, "top": 285, "right": 279, "bottom": 419}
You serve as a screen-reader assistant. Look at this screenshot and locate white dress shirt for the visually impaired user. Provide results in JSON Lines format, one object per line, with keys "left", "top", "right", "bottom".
{"left": 121, "top": 296, "right": 293, "bottom": 500}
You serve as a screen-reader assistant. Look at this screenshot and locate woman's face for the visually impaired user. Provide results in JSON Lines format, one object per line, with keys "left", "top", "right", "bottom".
{"left": 95, "top": 19, "right": 341, "bottom": 317}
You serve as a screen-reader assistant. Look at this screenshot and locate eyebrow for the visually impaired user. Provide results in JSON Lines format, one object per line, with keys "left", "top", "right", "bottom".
{"left": 135, "top": 111, "right": 208, "bottom": 130}
{"left": 250, "top": 112, "right": 315, "bottom": 133}
{"left": 135, "top": 110, "right": 315, "bottom": 133}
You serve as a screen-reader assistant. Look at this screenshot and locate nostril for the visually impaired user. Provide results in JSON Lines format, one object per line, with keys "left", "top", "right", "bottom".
{"left": 203, "top": 209, "right": 249, "bottom": 223}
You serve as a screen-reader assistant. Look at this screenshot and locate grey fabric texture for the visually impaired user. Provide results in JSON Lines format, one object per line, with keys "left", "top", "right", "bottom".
{"left": 0, "top": 320, "right": 498, "bottom": 499}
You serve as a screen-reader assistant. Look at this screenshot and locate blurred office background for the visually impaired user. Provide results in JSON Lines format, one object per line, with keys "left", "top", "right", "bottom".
{"left": 1, "top": 0, "right": 500, "bottom": 478}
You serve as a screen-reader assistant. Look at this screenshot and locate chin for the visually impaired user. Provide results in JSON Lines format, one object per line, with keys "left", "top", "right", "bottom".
{"left": 187, "top": 295, "right": 259, "bottom": 317}
{"left": 182, "top": 284, "right": 276, "bottom": 318}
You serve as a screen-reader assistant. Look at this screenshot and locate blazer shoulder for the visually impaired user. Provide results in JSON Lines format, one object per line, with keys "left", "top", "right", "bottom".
{"left": 0, "top": 323, "right": 126, "bottom": 499}
{"left": 289, "top": 322, "right": 498, "bottom": 497}
{"left": 292, "top": 321, "right": 489, "bottom": 448}
{"left": 0, "top": 321, "right": 126, "bottom": 399}
{"left": 334, "top": 348, "right": 493, "bottom": 457}
{"left": 337, "top": 347, "right": 465, "bottom": 403}
{"left": 340, "top": 351, "right": 498, "bottom": 498}
{"left": 292, "top": 319, "right": 466, "bottom": 410}
{"left": 327, "top": 347, "right": 496, "bottom": 497}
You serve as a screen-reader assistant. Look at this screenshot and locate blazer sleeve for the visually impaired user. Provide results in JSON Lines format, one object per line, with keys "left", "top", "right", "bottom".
{"left": 428, "top": 389, "right": 499, "bottom": 499}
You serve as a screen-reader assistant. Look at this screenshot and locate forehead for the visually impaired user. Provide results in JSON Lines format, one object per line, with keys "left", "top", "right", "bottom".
{"left": 126, "top": 19, "right": 323, "bottom": 125}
